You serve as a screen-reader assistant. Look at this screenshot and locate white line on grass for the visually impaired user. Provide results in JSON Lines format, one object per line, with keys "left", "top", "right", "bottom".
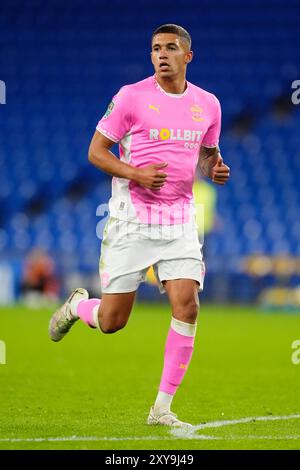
{"left": 171, "top": 413, "right": 300, "bottom": 439}
{"left": 0, "top": 436, "right": 170, "bottom": 443}
{"left": 1, "top": 414, "right": 300, "bottom": 442}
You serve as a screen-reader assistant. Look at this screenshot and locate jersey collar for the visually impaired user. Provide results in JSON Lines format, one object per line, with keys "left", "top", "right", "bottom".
{"left": 152, "top": 75, "right": 189, "bottom": 98}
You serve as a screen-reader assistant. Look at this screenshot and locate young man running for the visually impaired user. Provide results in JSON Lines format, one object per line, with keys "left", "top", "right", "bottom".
{"left": 49, "top": 24, "right": 230, "bottom": 428}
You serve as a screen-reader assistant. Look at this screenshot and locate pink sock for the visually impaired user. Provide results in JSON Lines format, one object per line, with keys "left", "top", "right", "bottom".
{"left": 77, "top": 299, "right": 101, "bottom": 328}
{"left": 159, "top": 327, "right": 195, "bottom": 395}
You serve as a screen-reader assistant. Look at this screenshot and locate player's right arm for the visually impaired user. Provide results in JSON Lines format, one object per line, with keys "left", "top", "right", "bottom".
{"left": 88, "top": 130, "right": 168, "bottom": 190}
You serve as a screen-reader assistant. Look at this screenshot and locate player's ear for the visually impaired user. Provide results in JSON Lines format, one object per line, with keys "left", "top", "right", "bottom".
{"left": 185, "top": 50, "right": 193, "bottom": 64}
{"left": 150, "top": 51, "right": 155, "bottom": 65}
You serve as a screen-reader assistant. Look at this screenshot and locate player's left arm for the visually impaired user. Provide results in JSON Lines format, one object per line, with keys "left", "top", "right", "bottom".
{"left": 198, "top": 145, "right": 230, "bottom": 185}
{"left": 198, "top": 95, "right": 230, "bottom": 185}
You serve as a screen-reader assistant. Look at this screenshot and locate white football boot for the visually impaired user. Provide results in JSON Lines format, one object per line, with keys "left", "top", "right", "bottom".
{"left": 147, "top": 406, "right": 193, "bottom": 429}
{"left": 49, "top": 288, "right": 88, "bottom": 342}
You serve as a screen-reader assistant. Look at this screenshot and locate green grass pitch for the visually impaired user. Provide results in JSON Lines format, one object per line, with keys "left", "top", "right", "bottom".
{"left": 1, "top": 303, "right": 300, "bottom": 450}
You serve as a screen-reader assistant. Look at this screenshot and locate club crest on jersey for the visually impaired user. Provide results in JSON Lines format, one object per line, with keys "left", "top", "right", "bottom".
{"left": 190, "top": 104, "right": 204, "bottom": 122}
{"left": 103, "top": 101, "right": 115, "bottom": 119}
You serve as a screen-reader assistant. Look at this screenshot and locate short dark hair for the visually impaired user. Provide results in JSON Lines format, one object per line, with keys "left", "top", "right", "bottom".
{"left": 152, "top": 24, "right": 192, "bottom": 49}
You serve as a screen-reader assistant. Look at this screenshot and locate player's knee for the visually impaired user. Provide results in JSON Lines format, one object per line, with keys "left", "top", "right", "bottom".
{"left": 99, "top": 317, "right": 127, "bottom": 334}
{"left": 99, "top": 325, "right": 122, "bottom": 334}
{"left": 173, "top": 299, "right": 199, "bottom": 323}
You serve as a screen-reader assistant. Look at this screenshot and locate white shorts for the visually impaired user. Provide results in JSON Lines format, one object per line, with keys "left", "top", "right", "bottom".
{"left": 99, "top": 217, "right": 205, "bottom": 294}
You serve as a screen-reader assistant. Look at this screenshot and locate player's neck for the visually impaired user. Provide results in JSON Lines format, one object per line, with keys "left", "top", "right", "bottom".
{"left": 155, "top": 74, "right": 187, "bottom": 95}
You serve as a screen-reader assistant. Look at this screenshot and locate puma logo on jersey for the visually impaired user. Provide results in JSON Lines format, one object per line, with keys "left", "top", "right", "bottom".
{"left": 149, "top": 104, "right": 160, "bottom": 113}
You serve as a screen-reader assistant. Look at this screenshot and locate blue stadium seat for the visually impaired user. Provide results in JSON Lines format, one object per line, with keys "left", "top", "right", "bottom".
{"left": 0, "top": 0, "right": 299, "bottom": 276}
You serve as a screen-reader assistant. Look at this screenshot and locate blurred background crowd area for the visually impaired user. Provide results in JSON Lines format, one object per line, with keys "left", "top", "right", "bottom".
{"left": 0, "top": 0, "right": 299, "bottom": 308}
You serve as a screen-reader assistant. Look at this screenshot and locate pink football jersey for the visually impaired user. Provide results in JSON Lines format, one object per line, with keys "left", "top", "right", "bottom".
{"left": 97, "top": 75, "right": 221, "bottom": 224}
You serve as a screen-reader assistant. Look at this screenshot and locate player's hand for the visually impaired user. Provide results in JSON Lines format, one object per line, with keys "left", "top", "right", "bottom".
{"left": 211, "top": 156, "right": 230, "bottom": 185}
{"left": 132, "top": 162, "right": 168, "bottom": 190}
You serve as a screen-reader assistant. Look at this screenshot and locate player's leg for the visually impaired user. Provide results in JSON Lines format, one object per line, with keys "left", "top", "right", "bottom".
{"left": 49, "top": 216, "right": 146, "bottom": 341}
{"left": 163, "top": 278, "right": 199, "bottom": 323}
{"left": 148, "top": 257, "right": 203, "bottom": 428}
{"left": 74, "top": 291, "right": 136, "bottom": 333}
{"left": 157, "top": 278, "right": 199, "bottom": 403}
{"left": 49, "top": 283, "right": 138, "bottom": 341}
{"left": 48, "top": 261, "right": 145, "bottom": 341}
{"left": 148, "top": 279, "right": 199, "bottom": 428}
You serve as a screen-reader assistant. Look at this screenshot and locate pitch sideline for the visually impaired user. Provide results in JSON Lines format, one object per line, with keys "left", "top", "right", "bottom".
{"left": 170, "top": 413, "right": 300, "bottom": 440}
{"left": 1, "top": 414, "right": 300, "bottom": 442}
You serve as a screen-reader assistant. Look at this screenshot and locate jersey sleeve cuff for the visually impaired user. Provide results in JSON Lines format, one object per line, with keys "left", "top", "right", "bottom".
{"left": 96, "top": 125, "right": 120, "bottom": 143}
{"left": 201, "top": 141, "right": 219, "bottom": 148}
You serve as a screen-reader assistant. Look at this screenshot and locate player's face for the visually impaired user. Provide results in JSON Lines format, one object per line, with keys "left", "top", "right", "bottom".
{"left": 151, "top": 33, "right": 193, "bottom": 79}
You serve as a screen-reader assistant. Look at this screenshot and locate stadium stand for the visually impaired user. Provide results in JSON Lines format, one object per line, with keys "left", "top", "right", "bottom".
{"left": 0, "top": 0, "right": 299, "bottom": 303}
